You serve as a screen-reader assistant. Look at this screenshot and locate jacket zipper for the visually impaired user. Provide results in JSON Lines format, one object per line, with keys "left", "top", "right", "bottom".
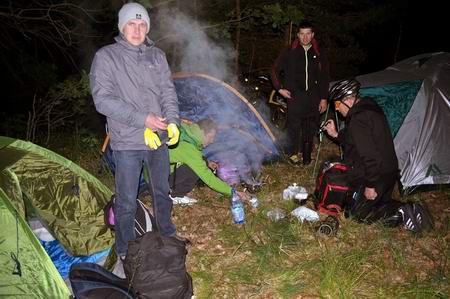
{"left": 304, "top": 48, "right": 309, "bottom": 91}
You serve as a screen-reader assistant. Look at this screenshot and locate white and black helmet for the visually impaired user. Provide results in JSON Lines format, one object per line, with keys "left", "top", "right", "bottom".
{"left": 328, "top": 78, "right": 361, "bottom": 102}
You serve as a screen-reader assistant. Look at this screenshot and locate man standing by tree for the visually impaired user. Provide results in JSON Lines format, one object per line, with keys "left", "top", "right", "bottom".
{"left": 89, "top": 2, "right": 181, "bottom": 271}
{"left": 271, "top": 20, "right": 329, "bottom": 165}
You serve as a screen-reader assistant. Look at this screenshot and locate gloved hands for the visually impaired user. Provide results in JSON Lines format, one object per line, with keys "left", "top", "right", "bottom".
{"left": 166, "top": 123, "right": 180, "bottom": 146}
{"left": 144, "top": 128, "right": 161, "bottom": 150}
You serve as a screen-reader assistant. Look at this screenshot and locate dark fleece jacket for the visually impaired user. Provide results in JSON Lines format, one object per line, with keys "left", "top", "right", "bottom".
{"left": 271, "top": 38, "right": 329, "bottom": 104}
{"left": 337, "top": 98, "right": 399, "bottom": 188}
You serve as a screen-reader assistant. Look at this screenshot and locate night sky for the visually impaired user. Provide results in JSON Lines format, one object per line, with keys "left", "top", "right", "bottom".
{"left": 361, "top": 1, "right": 449, "bottom": 73}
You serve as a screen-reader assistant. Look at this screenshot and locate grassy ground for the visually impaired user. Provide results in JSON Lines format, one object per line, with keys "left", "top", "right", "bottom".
{"left": 67, "top": 136, "right": 449, "bottom": 299}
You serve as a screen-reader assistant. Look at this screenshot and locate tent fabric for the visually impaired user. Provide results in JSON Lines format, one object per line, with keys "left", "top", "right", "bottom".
{"left": 0, "top": 187, "right": 71, "bottom": 298}
{"left": 40, "top": 239, "right": 110, "bottom": 280}
{"left": 356, "top": 52, "right": 450, "bottom": 190}
{"left": 0, "top": 136, "right": 114, "bottom": 256}
{"left": 360, "top": 80, "right": 422, "bottom": 137}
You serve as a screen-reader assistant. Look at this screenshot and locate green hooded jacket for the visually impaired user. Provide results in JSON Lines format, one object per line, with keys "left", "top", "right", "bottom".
{"left": 169, "top": 123, "right": 232, "bottom": 196}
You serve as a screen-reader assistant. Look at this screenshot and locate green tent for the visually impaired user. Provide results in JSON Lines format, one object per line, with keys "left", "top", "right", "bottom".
{"left": 0, "top": 187, "right": 71, "bottom": 297}
{"left": 0, "top": 136, "right": 115, "bottom": 297}
{"left": 0, "top": 136, "right": 114, "bottom": 256}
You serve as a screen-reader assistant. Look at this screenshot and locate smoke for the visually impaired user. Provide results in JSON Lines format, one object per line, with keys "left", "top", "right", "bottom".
{"left": 149, "top": 5, "right": 280, "bottom": 186}
{"left": 151, "top": 7, "right": 237, "bottom": 81}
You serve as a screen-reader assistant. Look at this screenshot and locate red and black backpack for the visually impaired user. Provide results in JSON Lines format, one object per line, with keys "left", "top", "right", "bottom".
{"left": 314, "top": 162, "right": 353, "bottom": 216}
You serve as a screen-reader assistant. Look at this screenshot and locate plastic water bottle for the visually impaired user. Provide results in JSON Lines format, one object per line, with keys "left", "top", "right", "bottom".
{"left": 283, "top": 183, "right": 308, "bottom": 203}
{"left": 267, "top": 208, "right": 286, "bottom": 221}
{"left": 283, "top": 183, "right": 299, "bottom": 200}
{"left": 230, "top": 189, "right": 245, "bottom": 224}
{"left": 249, "top": 196, "right": 259, "bottom": 209}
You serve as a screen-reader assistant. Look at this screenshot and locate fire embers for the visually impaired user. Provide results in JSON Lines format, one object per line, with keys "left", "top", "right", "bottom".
{"left": 242, "top": 180, "right": 262, "bottom": 193}
{"left": 216, "top": 159, "right": 263, "bottom": 192}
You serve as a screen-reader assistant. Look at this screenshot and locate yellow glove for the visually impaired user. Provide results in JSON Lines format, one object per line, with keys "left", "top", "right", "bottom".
{"left": 144, "top": 128, "right": 161, "bottom": 150}
{"left": 166, "top": 123, "right": 180, "bottom": 146}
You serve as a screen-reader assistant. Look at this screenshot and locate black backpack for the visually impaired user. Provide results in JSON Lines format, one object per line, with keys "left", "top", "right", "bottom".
{"left": 314, "top": 161, "right": 353, "bottom": 216}
{"left": 69, "top": 262, "right": 137, "bottom": 299}
{"left": 104, "top": 195, "right": 156, "bottom": 237}
{"left": 123, "top": 231, "right": 193, "bottom": 299}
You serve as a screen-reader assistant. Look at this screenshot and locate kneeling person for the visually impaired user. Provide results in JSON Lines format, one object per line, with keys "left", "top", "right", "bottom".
{"left": 323, "top": 78, "right": 433, "bottom": 232}
{"left": 169, "top": 119, "right": 249, "bottom": 204}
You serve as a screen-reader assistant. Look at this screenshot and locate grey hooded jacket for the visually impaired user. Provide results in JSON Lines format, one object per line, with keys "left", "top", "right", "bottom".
{"left": 90, "top": 35, "right": 179, "bottom": 150}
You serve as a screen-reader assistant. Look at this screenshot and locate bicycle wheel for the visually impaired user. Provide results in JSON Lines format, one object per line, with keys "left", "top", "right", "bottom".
{"left": 268, "top": 90, "right": 287, "bottom": 129}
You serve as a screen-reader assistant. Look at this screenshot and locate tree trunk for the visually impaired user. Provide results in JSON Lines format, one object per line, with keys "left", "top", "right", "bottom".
{"left": 283, "top": 21, "right": 293, "bottom": 46}
{"left": 235, "top": 0, "right": 241, "bottom": 75}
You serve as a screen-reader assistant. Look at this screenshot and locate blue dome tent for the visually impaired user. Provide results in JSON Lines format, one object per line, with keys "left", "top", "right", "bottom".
{"left": 173, "top": 72, "right": 279, "bottom": 184}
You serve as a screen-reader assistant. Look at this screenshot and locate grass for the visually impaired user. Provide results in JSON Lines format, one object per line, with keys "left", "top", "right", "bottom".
{"left": 57, "top": 134, "right": 449, "bottom": 298}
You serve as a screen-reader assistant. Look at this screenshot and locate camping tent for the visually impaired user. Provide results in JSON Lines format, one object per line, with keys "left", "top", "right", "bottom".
{"left": 173, "top": 72, "right": 279, "bottom": 184}
{"left": 0, "top": 187, "right": 71, "bottom": 297}
{"left": 0, "top": 136, "right": 114, "bottom": 295}
{"left": 356, "top": 52, "right": 450, "bottom": 192}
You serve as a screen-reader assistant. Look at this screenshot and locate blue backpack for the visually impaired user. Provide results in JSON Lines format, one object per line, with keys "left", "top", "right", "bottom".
{"left": 69, "top": 262, "right": 136, "bottom": 299}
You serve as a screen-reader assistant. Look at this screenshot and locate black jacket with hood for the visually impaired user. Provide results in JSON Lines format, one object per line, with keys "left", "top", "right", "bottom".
{"left": 271, "top": 38, "right": 329, "bottom": 115}
{"left": 337, "top": 98, "right": 399, "bottom": 188}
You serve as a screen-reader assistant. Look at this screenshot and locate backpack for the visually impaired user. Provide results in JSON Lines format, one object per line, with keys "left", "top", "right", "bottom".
{"left": 104, "top": 195, "right": 155, "bottom": 237}
{"left": 123, "top": 231, "right": 193, "bottom": 299}
{"left": 314, "top": 161, "right": 352, "bottom": 216}
{"left": 69, "top": 262, "right": 137, "bottom": 299}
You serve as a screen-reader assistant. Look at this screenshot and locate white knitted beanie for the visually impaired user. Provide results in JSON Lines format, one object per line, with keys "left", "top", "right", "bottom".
{"left": 118, "top": 3, "right": 150, "bottom": 34}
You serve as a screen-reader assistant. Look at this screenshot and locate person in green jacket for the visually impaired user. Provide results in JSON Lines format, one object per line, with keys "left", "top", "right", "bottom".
{"left": 169, "top": 119, "right": 250, "bottom": 204}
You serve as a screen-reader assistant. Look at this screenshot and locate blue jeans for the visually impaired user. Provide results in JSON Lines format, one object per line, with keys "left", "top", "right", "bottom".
{"left": 113, "top": 146, "right": 176, "bottom": 255}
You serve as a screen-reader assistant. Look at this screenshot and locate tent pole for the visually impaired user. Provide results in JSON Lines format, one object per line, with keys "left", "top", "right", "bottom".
{"left": 312, "top": 103, "right": 330, "bottom": 179}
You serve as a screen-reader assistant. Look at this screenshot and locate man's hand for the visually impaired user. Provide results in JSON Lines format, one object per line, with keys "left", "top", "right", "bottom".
{"left": 207, "top": 160, "right": 219, "bottom": 171}
{"left": 166, "top": 123, "right": 180, "bottom": 146}
{"left": 145, "top": 113, "right": 167, "bottom": 131}
{"left": 278, "top": 89, "right": 292, "bottom": 99}
{"left": 364, "top": 187, "right": 378, "bottom": 200}
{"left": 323, "top": 120, "right": 338, "bottom": 138}
{"left": 144, "top": 128, "right": 161, "bottom": 150}
{"left": 319, "top": 99, "right": 328, "bottom": 113}
{"left": 236, "top": 190, "right": 251, "bottom": 202}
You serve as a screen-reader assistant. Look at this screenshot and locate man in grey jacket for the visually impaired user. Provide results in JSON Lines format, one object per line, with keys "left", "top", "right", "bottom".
{"left": 90, "top": 2, "right": 181, "bottom": 262}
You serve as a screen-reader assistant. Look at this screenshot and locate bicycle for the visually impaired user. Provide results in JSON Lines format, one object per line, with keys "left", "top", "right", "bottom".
{"left": 268, "top": 89, "right": 287, "bottom": 129}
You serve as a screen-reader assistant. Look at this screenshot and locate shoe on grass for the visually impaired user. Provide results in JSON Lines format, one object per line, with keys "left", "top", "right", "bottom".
{"left": 412, "top": 202, "right": 434, "bottom": 231}
{"left": 172, "top": 234, "right": 191, "bottom": 244}
{"left": 170, "top": 195, "right": 198, "bottom": 205}
{"left": 398, "top": 204, "right": 421, "bottom": 232}
{"left": 112, "top": 255, "right": 126, "bottom": 279}
{"left": 289, "top": 154, "right": 300, "bottom": 164}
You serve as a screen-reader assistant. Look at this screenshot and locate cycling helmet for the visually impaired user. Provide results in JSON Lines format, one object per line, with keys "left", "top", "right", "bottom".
{"left": 328, "top": 78, "right": 361, "bottom": 102}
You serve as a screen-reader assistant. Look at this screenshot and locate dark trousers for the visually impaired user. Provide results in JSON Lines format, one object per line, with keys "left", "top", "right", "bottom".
{"left": 286, "top": 113, "right": 319, "bottom": 163}
{"left": 169, "top": 164, "right": 199, "bottom": 197}
{"left": 114, "top": 147, "right": 176, "bottom": 255}
{"left": 286, "top": 89, "right": 320, "bottom": 163}
{"left": 346, "top": 173, "right": 403, "bottom": 226}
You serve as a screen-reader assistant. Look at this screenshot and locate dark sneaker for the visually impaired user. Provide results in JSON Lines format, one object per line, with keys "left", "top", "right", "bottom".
{"left": 398, "top": 204, "right": 421, "bottom": 232}
{"left": 412, "top": 202, "right": 434, "bottom": 231}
